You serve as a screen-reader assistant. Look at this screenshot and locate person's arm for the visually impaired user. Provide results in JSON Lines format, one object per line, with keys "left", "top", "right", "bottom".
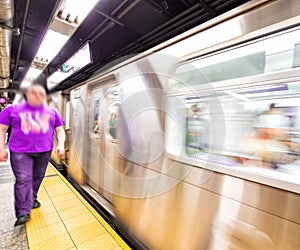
{"left": 0, "top": 124, "right": 8, "bottom": 161}
{"left": 55, "top": 126, "right": 65, "bottom": 155}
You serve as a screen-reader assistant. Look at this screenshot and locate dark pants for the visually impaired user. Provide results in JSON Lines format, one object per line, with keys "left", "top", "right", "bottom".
{"left": 10, "top": 151, "right": 52, "bottom": 217}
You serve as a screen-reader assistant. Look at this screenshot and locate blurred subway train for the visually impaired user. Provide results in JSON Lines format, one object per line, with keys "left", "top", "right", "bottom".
{"left": 49, "top": 0, "right": 300, "bottom": 249}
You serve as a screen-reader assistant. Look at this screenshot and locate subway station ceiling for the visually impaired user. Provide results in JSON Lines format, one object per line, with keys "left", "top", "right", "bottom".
{"left": 8, "top": 0, "right": 251, "bottom": 94}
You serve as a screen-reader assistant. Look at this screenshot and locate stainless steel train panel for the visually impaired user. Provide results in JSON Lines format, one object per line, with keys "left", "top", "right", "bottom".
{"left": 115, "top": 180, "right": 219, "bottom": 250}
{"left": 211, "top": 192, "right": 300, "bottom": 250}
{"left": 115, "top": 163, "right": 300, "bottom": 249}
{"left": 183, "top": 165, "right": 300, "bottom": 224}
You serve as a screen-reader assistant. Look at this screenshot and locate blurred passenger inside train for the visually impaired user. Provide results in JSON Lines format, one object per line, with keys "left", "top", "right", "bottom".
{"left": 93, "top": 101, "right": 101, "bottom": 137}
{"left": 0, "top": 84, "right": 66, "bottom": 226}
{"left": 245, "top": 103, "right": 300, "bottom": 169}
{"left": 93, "top": 119, "right": 100, "bottom": 136}
{"left": 109, "top": 112, "right": 118, "bottom": 139}
{"left": 186, "top": 103, "right": 209, "bottom": 153}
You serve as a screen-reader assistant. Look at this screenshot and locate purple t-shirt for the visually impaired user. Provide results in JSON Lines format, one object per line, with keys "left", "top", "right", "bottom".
{"left": 0, "top": 102, "right": 65, "bottom": 153}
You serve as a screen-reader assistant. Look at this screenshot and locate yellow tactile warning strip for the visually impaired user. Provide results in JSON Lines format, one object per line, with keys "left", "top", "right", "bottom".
{"left": 26, "top": 164, "right": 131, "bottom": 250}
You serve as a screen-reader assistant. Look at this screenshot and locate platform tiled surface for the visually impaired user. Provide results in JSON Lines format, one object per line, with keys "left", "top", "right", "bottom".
{"left": 26, "top": 165, "right": 130, "bottom": 250}
{"left": 0, "top": 161, "right": 29, "bottom": 250}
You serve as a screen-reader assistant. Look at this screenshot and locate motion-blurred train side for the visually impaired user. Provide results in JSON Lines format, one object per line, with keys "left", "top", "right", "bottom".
{"left": 50, "top": 0, "right": 300, "bottom": 249}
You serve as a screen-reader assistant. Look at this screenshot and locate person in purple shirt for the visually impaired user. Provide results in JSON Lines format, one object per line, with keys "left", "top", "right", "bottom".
{"left": 0, "top": 85, "right": 65, "bottom": 226}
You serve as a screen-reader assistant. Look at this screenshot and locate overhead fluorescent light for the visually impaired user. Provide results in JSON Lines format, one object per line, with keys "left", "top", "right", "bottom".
{"left": 20, "top": 68, "right": 43, "bottom": 89}
{"left": 35, "top": 29, "right": 70, "bottom": 63}
{"left": 20, "top": 80, "right": 32, "bottom": 89}
{"left": 58, "top": 0, "right": 98, "bottom": 25}
{"left": 25, "top": 68, "right": 43, "bottom": 81}
{"left": 22, "top": 29, "right": 69, "bottom": 88}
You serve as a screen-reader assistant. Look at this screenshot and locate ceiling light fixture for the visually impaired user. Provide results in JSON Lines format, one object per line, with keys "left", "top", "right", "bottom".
{"left": 57, "top": 0, "right": 98, "bottom": 25}
{"left": 21, "top": 0, "right": 99, "bottom": 87}
{"left": 35, "top": 29, "right": 69, "bottom": 63}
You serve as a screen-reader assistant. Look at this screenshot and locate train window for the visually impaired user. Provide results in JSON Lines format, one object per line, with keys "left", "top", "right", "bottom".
{"left": 89, "top": 89, "right": 103, "bottom": 139}
{"left": 106, "top": 85, "right": 120, "bottom": 140}
{"left": 221, "top": 83, "right": 300, "bottom": 169}
{"left": 179, "top": 82, "right": 300, "bottom": 176}
{"left": 173, "top": 28, "right": 300, "bottom": 89}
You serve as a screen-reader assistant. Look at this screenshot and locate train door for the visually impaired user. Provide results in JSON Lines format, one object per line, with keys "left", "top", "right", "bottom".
{"left": 102, "top": 84, "right": 121, "bottom": 203}
{"left": 62, "top": 94, "right": 71, "bottom": 166}
{"left": 49, "top": 92, "right": 70, "bottom": 166}
{"left": 86, "top": 76, "right": 117, "bottom": 203}
{"left": 48, "top": 93, "right": 63, "bottom": 165}
{"left": 68, "top": 86, "right": 87, "bottom": 184}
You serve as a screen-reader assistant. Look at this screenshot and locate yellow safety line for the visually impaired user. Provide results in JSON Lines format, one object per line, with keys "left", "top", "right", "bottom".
{"left": 49, "top": 164, "right": 131, "bottom": 250}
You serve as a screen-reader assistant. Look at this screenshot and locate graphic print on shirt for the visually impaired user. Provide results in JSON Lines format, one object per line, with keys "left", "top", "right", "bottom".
{"left": 19, "top": 111, "right": 50, "bottom": 134}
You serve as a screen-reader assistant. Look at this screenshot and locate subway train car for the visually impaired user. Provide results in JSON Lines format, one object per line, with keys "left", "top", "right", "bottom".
{"left": 50, "top": 0, "right": 300, "bottom": 249}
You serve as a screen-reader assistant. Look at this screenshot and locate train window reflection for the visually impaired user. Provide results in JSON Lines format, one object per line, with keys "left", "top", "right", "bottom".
{"left": 107, "top": 85, "right": 120, "bottom": 140}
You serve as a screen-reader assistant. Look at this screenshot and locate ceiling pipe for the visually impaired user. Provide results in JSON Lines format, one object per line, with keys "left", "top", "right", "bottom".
{"left": 12, "top": 0, "right": 31, "bottom": 83}
{"left": 0, "top": 0, "right": 14, "bottom": 88}
{"left": 0, "top": 0, "right": 14, "bottom": 21}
